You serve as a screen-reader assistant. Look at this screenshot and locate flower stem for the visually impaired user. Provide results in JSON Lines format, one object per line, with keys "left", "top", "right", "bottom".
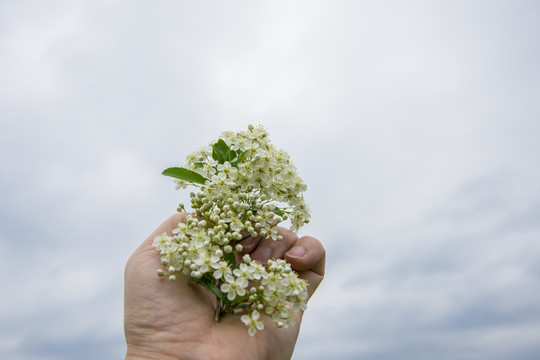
{"left": 214, "top": 298, "right": 221, "bottom": 323}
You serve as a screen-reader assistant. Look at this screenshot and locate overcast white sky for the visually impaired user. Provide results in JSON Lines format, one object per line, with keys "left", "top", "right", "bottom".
{"left": 1, "top": 1, "right": 540, "bottom": 359}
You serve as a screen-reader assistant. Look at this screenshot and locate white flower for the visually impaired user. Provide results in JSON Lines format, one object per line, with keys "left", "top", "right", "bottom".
{"left": 201, "top": 159, "right": 218, "bottom": 177}
{"left": 175, "top": 179, "right": 187, "bottom": 190}
{"left": 216, "top": 162, "right": 234, "bottom": 176}
{"left": 262, "top": 272, "right": 284, "bottom": 292}
{"left": 152, "top": 233, "right": 171, "bottom": 251}
{"left": 229, "top": 217, "right": 244, "bottom": 232}
{"left": 194, "top": 250, "right": 220, "bottom": 274}
{"left": 233, "top": 263, "right": 252, "bottom": 280}
{"left": 210, "top": 173, "right": 235, "bottom": 189}
{"left": 220, "top": 274, "right": 248, "bottom": 301}
{"left": 211, "top": 261, "right": 231, "bottom": 280}
{"left": 248, "top": 261, "right": 266, "bottom": 280}
{"left": 241, "top": 310, "right": 264, "bottom": 336}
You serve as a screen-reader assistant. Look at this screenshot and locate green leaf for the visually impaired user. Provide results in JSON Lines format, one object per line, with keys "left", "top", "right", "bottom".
{"left": 234, "top": 294, "right": 251, "bottom": 304}
{"left": 193, "top": 162, "right": 204, "bottom": 168}
{"left": 224, "top": 298, "right": 249, "bottom": 311}
{"left": 206, "top": 281, "right": 226, "bottom": 302}
{"left": 230, "top": 150, "right": 248, "bottom": 167}
{"left": 228, "top": 150, "right": 236, "bottom": 163}
{"left": 212, "top": 139, "right": 230, "bottom": 164}
{"left": 189, "top": 276, "right": 227, "bottom": 302}
{"left": 162, "top": 167, "right": 208, "bottom": 185}
{"left": 272, "top": 207, "right": 285, "bottom": 217}
{"left": 237, "top": 150, "right": 248, "bottom": 163}
{"left": 224, "top": 251, "right": 237, "bottom": 268}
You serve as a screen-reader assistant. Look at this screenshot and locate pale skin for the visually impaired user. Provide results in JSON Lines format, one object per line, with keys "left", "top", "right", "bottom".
{"left": 124, "top": 212, "right": 326, "bottom": 360}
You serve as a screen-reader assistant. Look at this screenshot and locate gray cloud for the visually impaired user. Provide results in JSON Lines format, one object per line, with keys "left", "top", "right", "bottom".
{"left": 1, "top": 1, "right": 540, "bottom": 359}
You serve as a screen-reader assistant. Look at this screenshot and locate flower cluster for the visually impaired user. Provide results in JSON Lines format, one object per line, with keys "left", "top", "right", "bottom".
{"left": 154, "top": 125, "right": 310, "bottom": 335}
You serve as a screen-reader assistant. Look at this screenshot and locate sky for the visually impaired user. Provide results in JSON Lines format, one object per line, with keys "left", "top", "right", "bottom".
{"left": 1, "top": 1, "right": 539, "bottom": 359}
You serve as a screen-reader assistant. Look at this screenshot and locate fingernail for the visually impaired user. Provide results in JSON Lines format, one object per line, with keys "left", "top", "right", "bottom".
{"left": 287, "top": 246, "right": 306, "bottom": 258}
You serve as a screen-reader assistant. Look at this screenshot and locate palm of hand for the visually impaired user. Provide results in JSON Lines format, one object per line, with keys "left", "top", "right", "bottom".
{"left": 125, "top": 246, "right": 299, "bottom": 360}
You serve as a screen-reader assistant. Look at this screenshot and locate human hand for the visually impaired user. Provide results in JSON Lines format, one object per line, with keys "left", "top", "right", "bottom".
{"left": 124, "top": 213, "right": 325, "bottom": 360}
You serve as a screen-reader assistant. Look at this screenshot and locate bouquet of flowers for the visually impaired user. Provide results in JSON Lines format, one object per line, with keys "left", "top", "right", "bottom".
{"left": 153, "top": 124, "right": 310, "bottom": 335}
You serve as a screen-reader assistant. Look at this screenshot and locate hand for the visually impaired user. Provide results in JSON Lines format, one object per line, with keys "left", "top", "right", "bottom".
{"left": 124, "top": 213, "right": 325, "bottom": 360}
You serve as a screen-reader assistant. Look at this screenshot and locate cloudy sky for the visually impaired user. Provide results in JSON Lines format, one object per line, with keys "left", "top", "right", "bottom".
{"left": 1, "top": 1, "right": 539, "bottom": 359}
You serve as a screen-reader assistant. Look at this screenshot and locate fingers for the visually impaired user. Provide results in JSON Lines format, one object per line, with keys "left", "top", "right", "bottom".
{"left": 140, "top": 215, "right": 326, "bottom": 299}
{"left": 140, "top": 213, "right": 187, "bottom": 248}
{"left": 127, "top": 213, "right": 184, "bottom": 267}
{"left": 284, "top": 236, "right": 325, "bottom": 276}
{"left": 285, "top": 236, "right": 325, "bottom": 299}
{"left": 240, "top": 228, "right": 326, "bottom": 300}
{"left": 238, "top": 235, "right": 262, "bottom": 254}
{"left": 247, "top": 228, "right": 299, "bottom": 263}
{"left": 129, "top": 213, "right": 188, "bottom": 267}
